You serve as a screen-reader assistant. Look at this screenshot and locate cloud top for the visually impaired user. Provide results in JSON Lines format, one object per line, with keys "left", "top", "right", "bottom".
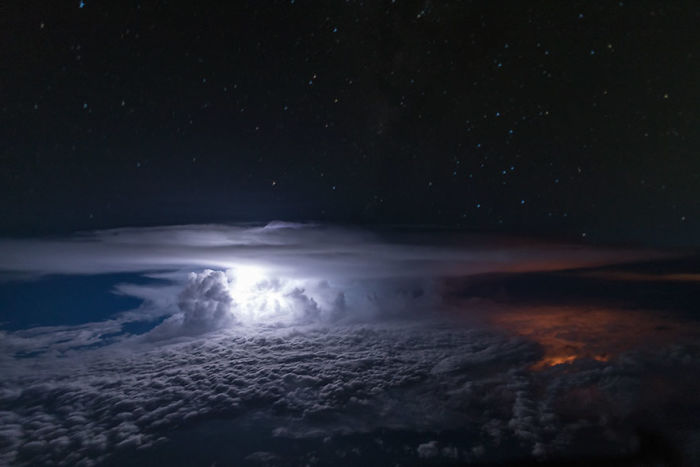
{"left": 0, "top": 222, "right": 661, "bottom": 279}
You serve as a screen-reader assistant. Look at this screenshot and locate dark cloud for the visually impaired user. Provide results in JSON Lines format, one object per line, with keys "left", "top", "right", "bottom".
{"left": 1, "top": 323, "right": 699, "bottom": 465}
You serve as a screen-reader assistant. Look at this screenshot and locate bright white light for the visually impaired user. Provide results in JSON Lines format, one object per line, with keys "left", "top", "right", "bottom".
{"left": 227, "top": 265, "right": 268, "bottom": 295}
{"left": 226, "top": 265, "right": 306, "bottom": 326}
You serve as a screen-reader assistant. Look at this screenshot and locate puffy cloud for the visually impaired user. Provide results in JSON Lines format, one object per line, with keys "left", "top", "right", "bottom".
{"left": 144, "top": 266, "right": 442, "bottom": 338}
{"left": 176, "top": 270, "right": 234, "bottom": 333}
{"left": 0, "top": 322, "right": 698, "bottom": 465}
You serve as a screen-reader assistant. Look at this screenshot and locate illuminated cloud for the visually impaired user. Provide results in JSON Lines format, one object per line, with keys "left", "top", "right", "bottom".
{"left": 174, "top": 270, "right": 236, "bottom": 334}
{"left": 0, "top": 222, "right": 660, "bottom": 279}
{"left": 484, "top": 304, "right": 700, "bottom": 369}
{"left": 144, "top": 267, "right": 439, "bottom": 338}
{"left": 0, "top": 222, "right": 674, "bottom": 342}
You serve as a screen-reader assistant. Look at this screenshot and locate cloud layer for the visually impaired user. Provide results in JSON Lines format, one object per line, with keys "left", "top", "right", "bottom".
{"left": 0, "top": 222, "right": 666, "bottom": 338}
{"left": 2, "top": 322, "right": 699, "bottom": 466}
{"left": 0, "top": 222, "right": 660, "bottom": 279}
{"left": 0, "top": 223, "right": 696, "bottom": 465}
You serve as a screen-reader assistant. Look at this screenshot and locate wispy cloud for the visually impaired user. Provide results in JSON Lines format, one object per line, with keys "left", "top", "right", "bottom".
{"left": 0, "top": 223, "right": 660, "bottom": 278}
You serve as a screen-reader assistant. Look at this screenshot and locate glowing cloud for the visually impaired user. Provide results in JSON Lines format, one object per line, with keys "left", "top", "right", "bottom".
{"left": 0, "top": 222, "right": 672, "bottom": 338}
{"left": 488, "top": 305, "right": 699, "bottom": 369}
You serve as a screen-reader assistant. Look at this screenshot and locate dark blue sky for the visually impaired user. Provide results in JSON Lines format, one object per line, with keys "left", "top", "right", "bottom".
{"left": 0, "top": 273, "right": 150, "bottom": 330}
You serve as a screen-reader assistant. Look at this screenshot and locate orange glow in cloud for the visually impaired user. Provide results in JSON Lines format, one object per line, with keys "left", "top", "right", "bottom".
{"left": 488, "top": 306, "right": 696, "bottom": 370}
{"left": 578, "top": 271, "right": 700, "bottom": 283}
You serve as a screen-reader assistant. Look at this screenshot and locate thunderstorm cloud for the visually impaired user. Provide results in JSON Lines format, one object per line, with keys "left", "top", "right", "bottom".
{"left": 0, "top": 223, "right": 697, "bottom": 465}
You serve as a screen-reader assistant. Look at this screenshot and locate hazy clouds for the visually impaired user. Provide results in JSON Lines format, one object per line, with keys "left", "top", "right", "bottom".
{"left": 0, "top": 222, "right": 660, "bottom": 279}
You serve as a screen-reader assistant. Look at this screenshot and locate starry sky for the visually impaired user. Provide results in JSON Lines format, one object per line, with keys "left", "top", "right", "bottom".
{"left": 2, "top": 0, "right": 699, "bottom": 245}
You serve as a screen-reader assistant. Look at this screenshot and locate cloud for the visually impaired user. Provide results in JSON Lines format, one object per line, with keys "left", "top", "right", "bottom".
{"left": 0, "top": 222, "right": 662, "bottom": 279}
{"left": 0, "top": 222, "right": 668, "bottom": 339}
{"left": 176, "top": 270, "right": 235, "bottom": 334}
{"left": 1, "top": 322, "right": 698, "bottom": 466}
{"left": 0, "top": 320, "right": 124, "bottom": 359}
{"left": 0, "top": 223, "right": 696, "bottom": 464}
{"left": 143, "top": 267, "right": 440, "bottom": 338}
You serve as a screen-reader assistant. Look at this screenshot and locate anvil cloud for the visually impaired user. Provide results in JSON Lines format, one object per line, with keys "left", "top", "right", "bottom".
{"left": 0, "top": 222, "right": 655, "bottom": 279}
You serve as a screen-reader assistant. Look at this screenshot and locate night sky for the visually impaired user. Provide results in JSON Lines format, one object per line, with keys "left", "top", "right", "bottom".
{"left": 3, "top": 1, "right": 699, "bottom": 244}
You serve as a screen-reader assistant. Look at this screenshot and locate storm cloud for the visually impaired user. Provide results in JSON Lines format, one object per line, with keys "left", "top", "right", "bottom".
{"left": 0, "top": 223, "right": 697, "bottom": 465}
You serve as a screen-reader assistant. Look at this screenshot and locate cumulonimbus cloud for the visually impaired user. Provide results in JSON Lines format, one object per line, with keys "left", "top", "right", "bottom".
{"left": 0, "top": 222, "right": 671, "bottom": 336}
{"left": 146, "top": 267, "right": 440, "bottom": 338}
